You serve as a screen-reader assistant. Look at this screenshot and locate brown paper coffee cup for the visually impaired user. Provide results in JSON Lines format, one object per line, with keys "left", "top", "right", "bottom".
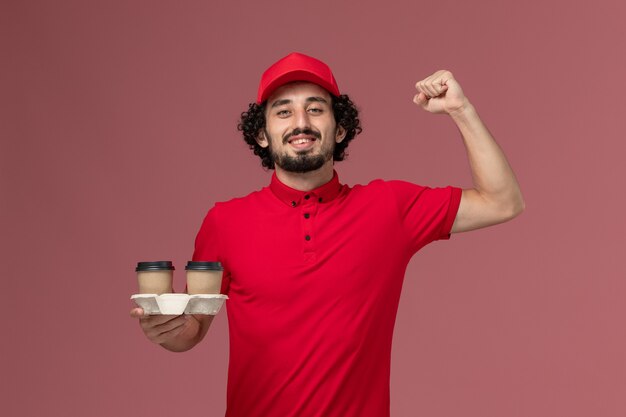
{"left": 186, "top": 261, "right": 223, "bottom": 294}
{"left": 136, "top": 261, "right": 174, "bottom": 294}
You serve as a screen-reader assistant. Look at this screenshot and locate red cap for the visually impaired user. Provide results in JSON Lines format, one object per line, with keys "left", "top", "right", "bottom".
{"left": 256, "top": 52, "right": 340, "bottom": 104}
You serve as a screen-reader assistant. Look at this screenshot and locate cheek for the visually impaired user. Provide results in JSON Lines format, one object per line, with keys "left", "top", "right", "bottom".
{"left": 270, "top": 134, "right": 289, "bottom": 151}
{"left": 268, "top": 123, "right": 290, "bottom": 140}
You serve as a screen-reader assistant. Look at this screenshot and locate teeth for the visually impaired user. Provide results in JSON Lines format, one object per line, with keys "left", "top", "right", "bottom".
{"left": 292, "top": 138, "right": 312, "bottom": 145}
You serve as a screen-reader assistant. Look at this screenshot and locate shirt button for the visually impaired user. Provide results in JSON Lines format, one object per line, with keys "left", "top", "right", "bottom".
{"left": 318, "top": 197, "right": 322, "bottom": 203}
{"left": 304, "top": 195, "right": 310, "bottom": 200}
{"left": 291, "top": 201, "right": 296, "bottom": 207}
{"left": 305, "top": 235, "right": 311, "bottom": 241}
{"left": 304, "top": 213, "right": 310, "bottom": 219}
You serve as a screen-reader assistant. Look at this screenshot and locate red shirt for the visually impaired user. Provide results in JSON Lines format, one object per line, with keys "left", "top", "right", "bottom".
{"left": 193, "top": 171, "right": 462, "bottom": 417}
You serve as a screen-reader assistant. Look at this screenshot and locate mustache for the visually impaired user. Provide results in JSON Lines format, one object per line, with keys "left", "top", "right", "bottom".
{"left": 283, "top": 128, "right": 321, "bottom": 143}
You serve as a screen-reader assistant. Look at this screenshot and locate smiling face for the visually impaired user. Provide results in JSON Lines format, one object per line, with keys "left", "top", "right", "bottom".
{"left": 257, "top": 82, "right": 346, "bottom": 174}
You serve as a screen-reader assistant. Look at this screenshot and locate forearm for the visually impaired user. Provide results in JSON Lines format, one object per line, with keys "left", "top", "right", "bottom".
{"left": 450, "top": 101, "right": 524, "bottom": 213}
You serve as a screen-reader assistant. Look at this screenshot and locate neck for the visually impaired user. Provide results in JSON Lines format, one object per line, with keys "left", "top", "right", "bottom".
{"left": 274, "top": 161, "right": 335, "bottom": 191}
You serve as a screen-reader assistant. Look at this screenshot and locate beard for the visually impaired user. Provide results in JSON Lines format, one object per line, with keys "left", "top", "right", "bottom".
{"left": 266, "top": 128, "right": 335, "bottom": 173}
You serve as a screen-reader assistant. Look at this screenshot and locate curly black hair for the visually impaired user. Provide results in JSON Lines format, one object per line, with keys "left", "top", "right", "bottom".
{"left": 237, "top": 94, "right": 362, "bottom": 170}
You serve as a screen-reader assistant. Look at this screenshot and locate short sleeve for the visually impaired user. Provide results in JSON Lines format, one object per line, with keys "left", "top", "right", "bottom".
{"left": 192, "top": 206, "right": 230, "bottom": 294}
{"left": 386, "top": 180, "right": 462, "bottom": 253}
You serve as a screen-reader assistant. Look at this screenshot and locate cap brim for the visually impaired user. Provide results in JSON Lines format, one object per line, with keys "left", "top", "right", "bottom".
{"left": 258, "top": 70, "right": 340, "bottom": 104}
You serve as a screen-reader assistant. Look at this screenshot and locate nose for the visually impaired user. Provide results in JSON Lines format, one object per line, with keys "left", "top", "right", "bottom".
{"left": 293, "top": 108, "right": 311, "bottom": 130}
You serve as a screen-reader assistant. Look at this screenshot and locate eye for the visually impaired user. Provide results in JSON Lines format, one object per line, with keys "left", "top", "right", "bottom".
{"left": 308, "top": 107, "right": 323, "bottom": 114}
{"left": 276, "top": 109, "right": 291, "bottom": 117}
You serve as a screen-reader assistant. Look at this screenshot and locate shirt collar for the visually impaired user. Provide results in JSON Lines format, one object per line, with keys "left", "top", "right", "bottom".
{"left": 269, "top": 170, "right": 343, "bottom": 207}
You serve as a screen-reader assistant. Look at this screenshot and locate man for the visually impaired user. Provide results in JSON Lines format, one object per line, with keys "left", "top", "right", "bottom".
{"left": 130, "top": 52, "right": 524, "bottom": 417}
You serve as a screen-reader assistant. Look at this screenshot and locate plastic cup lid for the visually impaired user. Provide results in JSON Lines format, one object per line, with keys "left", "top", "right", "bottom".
{"left": 185, "top": 261, "right": 223, "bottom": 271}
{"left": 136, "top": 261, "right": 175, "bottom": 272}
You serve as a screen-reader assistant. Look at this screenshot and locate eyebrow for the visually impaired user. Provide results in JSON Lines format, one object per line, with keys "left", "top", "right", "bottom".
{"left": 270, "top": 96, "right": 329, "bottom": 108}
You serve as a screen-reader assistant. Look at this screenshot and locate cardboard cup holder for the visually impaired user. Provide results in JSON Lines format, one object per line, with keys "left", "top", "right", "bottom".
{"left": 131, "top": 293, "right": 228, "bottom": 315}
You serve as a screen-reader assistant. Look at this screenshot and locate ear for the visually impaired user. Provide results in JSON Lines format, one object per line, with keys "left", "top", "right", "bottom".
{"left": 256, "top": 130, "right": 269, "bottom": 148}
{"left": 335, "top": 125, "right": 347, "bottom": 143}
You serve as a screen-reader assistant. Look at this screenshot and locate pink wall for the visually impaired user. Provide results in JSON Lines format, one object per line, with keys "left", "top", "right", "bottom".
{"left": 3, "top": 0, "right": 625, "bottom": 416}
